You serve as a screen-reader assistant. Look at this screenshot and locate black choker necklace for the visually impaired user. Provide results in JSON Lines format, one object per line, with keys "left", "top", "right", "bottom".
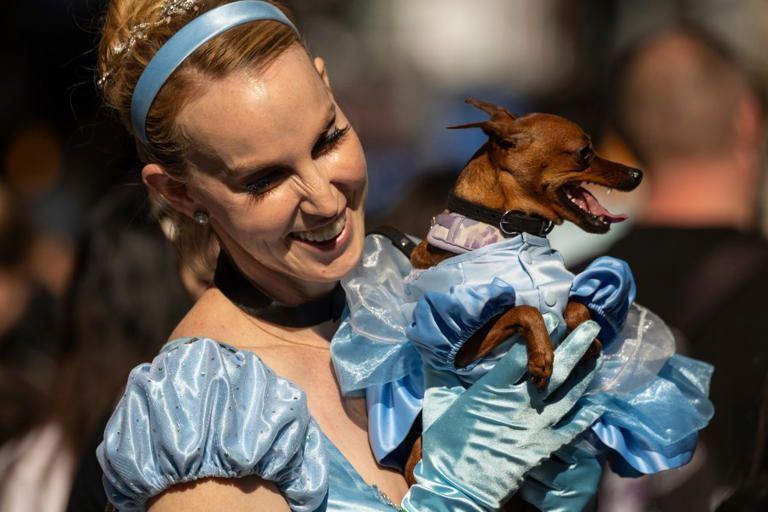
{"left": 213, "top": 252, "right": 346, "bottom": 328}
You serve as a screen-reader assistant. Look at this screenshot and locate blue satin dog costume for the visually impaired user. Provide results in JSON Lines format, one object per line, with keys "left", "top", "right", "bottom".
{"left": 332, "top": 233, "right": 714, "bottom": 509}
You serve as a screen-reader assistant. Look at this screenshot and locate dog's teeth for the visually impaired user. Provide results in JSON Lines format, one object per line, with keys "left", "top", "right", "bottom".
{"left": 606, "top": 188, "right": 613, "bottom": 195}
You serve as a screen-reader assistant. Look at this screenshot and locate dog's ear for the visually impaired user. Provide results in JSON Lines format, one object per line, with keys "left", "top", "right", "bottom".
{"left": 448, "top": 98, "right": 523, "bottom": 144}
{"left": 446, "top": 120, "right": 507, "bottom": 139}
{"left": 446, "top": 120, "right": 494, "bottom": 131}
{"left": 464, "top": 98, "right": 517, "bottom": 121}
{"left": 447, "top": 121, "right": 531, "bottom": 149}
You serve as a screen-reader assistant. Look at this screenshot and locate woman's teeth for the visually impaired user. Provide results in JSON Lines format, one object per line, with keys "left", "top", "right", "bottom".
{"left": 293, "top": 213, "right": 346, "bottom": 243}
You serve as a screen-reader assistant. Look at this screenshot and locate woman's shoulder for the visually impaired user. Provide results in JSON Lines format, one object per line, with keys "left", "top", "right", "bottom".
{"left": 98, "top": 336, "right": 328, "bottom": 511}
{"left": 168, "top": 287, "right": 249, "bottom": 343}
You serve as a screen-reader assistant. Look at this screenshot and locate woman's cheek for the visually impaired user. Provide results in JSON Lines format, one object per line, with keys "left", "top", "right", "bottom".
{"left": 238, "top": 201, "right": 293, "bottom": 240}
{"left": 234, "top": 213, "right": 284, "bottom": 241}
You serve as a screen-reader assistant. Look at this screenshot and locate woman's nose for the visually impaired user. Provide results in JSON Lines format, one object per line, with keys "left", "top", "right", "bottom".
{"left": 298, "top": 166, "right": 340, "bottom": 217}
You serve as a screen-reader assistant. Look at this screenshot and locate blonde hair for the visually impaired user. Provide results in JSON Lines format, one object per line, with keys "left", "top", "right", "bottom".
{"left": 97, "top": 0, "right": 302, "bottom": 277}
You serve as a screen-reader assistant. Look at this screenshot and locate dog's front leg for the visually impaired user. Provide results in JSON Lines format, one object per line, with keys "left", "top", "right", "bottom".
{"left": 404, "top": 437, "right": 421, "bottom": 486}
{"left": 564, "top": 301, "right": 602, "bottom": 358}
{"left": 456, "top": 305, "right": 554, "bottom": 389}
{"left": 410, "top": 239, "right": 457, "bottom": 268}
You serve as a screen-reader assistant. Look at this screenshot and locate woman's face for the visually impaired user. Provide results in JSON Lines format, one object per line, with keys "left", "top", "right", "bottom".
{"left": 176, "top": 45, "right": 367, "bottom": 303}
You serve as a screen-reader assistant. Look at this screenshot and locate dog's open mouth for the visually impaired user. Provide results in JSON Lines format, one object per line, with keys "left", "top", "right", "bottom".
{"left": 560, "top": 182, "right": 628, "bottom": 229}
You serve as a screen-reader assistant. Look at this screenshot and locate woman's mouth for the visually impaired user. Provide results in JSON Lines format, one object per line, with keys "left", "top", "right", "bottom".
{"left": 290, "top": 211, "right": 350, "bottom": 251}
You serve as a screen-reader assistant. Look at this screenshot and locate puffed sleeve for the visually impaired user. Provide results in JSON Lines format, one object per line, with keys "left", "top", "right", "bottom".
{"left": 97, "top": 337, "right": 328, "bottom": 512}
{"left": 570, "top": 256, "right": 636, "bottom": 344}
{"left": 406, "top": 277, "right": 518, "bottom": 376}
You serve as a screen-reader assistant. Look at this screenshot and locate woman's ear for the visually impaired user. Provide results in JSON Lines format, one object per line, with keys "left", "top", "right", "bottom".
{"left": 314, "top": 57, "right": 331, "bottom": 88}
{"left": 142, "top": 163, "right": 196, "bottom": 218}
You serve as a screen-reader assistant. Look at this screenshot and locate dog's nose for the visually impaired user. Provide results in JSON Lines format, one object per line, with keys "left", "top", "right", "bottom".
{"left": 629, "top": 168, "right": 643, "bottom": 185}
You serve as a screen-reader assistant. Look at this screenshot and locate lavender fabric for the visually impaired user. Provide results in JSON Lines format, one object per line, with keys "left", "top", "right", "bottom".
{"left": 426, "top": 213, "right": 505, "bottom": 254}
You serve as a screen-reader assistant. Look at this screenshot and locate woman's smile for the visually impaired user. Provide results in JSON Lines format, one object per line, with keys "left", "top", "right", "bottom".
{"left": 291, "top": 209, "right": 349, "bottom": 247}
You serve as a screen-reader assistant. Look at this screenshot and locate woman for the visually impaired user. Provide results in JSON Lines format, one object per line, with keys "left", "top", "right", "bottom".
{"left": 95, "top": 1, "right": 604, "bottom": 510}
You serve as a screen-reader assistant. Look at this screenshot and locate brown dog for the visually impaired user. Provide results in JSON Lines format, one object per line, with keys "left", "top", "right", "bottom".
{"left": 403, "top": 98, "right": 642, "bottom": 488}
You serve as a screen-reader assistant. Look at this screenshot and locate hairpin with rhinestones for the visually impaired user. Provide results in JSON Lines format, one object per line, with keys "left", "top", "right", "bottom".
{"left": 98, "top": 0, "right": 202, "bottom": 88}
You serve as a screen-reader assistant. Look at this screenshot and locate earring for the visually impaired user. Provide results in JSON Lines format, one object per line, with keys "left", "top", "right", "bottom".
{"left": 194, "top": 210, "right": 209, "bottom": 226}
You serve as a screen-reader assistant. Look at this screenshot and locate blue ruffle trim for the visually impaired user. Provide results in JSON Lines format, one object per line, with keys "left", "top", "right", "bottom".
{"left": 584, "top": 353, "right": 714, "bottom": 476}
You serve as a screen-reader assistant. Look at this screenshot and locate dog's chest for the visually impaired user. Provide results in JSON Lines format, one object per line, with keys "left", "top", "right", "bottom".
{"left": 405, "top": 234, "right": 573, "bottom": 319}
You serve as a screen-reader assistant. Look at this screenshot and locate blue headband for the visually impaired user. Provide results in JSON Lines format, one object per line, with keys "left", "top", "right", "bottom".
{"left": 130, "top": 0, "right": 299, "bottom": 146}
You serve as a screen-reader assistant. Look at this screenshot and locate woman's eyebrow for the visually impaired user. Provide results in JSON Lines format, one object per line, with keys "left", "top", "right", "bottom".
{"left": 227, "top": 104, "right": 338, "bottom": 176}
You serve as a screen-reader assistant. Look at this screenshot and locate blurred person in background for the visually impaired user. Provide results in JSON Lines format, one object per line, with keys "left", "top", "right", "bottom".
{"left": 366, "top": 167, "right": 456, "bottom": 236}
{"left": 596, "top": 25, "right": 767, "bottom": 511}
{"left": 0, "top": 185, "right": 200, "bottom": 511}
{"left": 0, "top": 182, "right": 58, "bottom": 453}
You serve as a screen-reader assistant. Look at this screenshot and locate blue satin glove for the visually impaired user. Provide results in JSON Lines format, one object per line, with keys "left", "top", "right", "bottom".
{"left": 401, "top": 319, "right": 604, "bottom": 511}
{"left": 518, "top": 435, "right": 605, "bottom": 512}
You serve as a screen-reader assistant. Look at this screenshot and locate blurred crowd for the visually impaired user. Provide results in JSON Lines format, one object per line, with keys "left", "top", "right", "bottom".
{"left": 1, "top": 1, "right": 767, "bottom": 511}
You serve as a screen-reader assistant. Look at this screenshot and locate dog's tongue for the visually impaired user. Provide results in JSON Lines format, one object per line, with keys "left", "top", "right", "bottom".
{"left": 577, "top": 187, "right": 628, "bottom": 223}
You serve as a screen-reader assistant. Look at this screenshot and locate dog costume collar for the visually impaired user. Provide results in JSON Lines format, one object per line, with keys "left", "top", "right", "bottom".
{"left": 446, "top": 191, "right": 554, "bottom": 237}
{"left": 427, "top": 212, "right": 507, "bottom": 254}
{"left": 130, "top": 0, "right": 299, "bottom": 146}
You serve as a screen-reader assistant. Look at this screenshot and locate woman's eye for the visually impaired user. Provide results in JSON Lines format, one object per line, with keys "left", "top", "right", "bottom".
{"left": 245, "top": 170, "right": 284, "bottom": 196}
{"left": 312, "top": 125, "right": 350, "bottom": 158}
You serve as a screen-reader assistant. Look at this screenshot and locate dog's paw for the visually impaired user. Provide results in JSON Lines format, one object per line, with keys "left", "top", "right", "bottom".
{"left": 564, "top": 301, "right": 592, "bottom": 334}
{"left": 528, "top": 349, "right": 554, "bottom": 389}
{"left": 584, "top": 338, "right": 602, "bottom": 360}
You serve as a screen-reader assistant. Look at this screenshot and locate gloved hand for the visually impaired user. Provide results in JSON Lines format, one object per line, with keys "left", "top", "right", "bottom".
{"left": 518, "top": 436, "right": 606, "bottom": 512}
{"left": 400, "top": 319, "right": 604, "bottom": 511}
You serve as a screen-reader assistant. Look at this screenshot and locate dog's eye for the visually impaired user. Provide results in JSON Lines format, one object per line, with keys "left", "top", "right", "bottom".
{"left": 578, "top": 146, "right": 593, "bottom": 165}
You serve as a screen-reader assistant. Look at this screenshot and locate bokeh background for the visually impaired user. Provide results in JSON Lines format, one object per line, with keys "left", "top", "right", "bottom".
{"left": 1, "top": 1, "right": 767, "bottom": 511}
{"left": 2, "top": 0, "right": 766, "bottom": 273}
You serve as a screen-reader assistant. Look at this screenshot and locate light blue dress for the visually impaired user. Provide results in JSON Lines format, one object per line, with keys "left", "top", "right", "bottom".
{"left": 97, "top": 337, "right": 399, "bottom": 511}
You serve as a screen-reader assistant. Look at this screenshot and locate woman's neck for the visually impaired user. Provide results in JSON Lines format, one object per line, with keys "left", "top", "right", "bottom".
{"left": 224, "top": 248, "right": 338, "bottom": 306}
{"left": 213, "top": 250, "right": 345, "bottom": 330}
